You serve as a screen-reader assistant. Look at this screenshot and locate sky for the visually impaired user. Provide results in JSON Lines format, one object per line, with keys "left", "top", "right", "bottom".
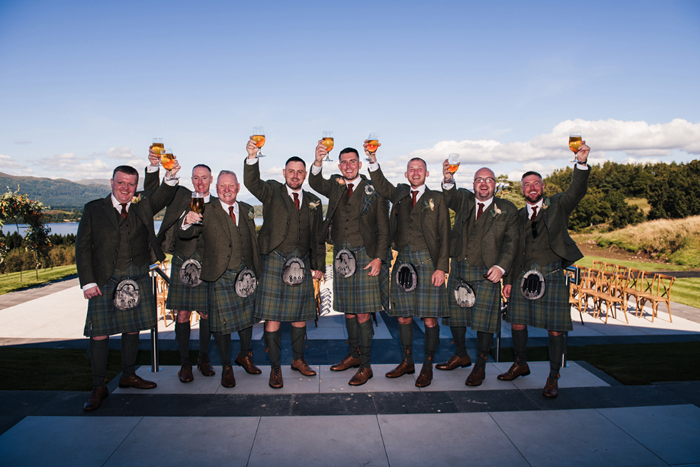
{"left": 1, "top": 0, "right": 699, "bottom": 202}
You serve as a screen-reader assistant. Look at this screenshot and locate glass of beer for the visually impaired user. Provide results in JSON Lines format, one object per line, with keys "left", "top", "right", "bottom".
{"left": 161, "top": 148, "right": 175, "bottom": 170}
{"left": 366, "top": 132, "right": 379, "bottom": 162}
{"left": 151, "top": 138, "right": 165, "bottom": 156}
{"left": 252, "top": 126, "right": 266, "bottom": 158}
{"left": 569, "top": 131, "right": 582, "bottom": 162}
{"left": 190, "top": 192, "right": 205, "bottom": 224}
{"left": 322, "top": 131, "right": 334, "bottom": 161}
{"left": 448, "top": 153, "right": 460, "bottom": 174}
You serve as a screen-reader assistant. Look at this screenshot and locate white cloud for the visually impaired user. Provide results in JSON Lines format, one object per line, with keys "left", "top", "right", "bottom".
{"left": 0, "top": 154, "right": 27, "bottom": 171}
{"left": 108, "top": 147, "right": 136, "bottom": 159}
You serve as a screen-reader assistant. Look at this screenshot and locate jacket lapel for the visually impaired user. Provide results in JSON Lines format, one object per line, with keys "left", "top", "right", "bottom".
{"left": 102, "top": 196, "right": 119, "bottom": 231}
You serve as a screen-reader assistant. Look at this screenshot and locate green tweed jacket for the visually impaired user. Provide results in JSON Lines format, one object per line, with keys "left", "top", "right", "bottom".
{"left": 243, "top": 159, "right": 325, "bottom": 271}
{"left": 178, "top": 200, "right": 260, "bottom": 282}
{"left": 369, "top": 165, "right": 450, "bottom": 272}
{"left": 309, "top": 170, "right": 390, "bottom": 261}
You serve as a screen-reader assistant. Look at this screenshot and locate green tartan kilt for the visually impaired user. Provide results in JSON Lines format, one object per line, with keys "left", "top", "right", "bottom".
{"left": 389, "top": 247, "right": 445, "bottom": 319}
{"left": 332, "top": 243, "right": 386, "bottom": 314}
{"left": 254, "top": 251, "right": 316, "bottom": 322}
{"left": 83, "top": 263, "right": 156, "bottom": 337}
{"left": 208, "top": 266, "right": 256, "bottom": 334}
{"left": 165, "top": 252, "right": 209, "bottom": 312}
{"left": 506, "top": 261, "right": 572, "bottom": 331}
{"left": 443, "top": 261, "right": 502, "bottom": 334}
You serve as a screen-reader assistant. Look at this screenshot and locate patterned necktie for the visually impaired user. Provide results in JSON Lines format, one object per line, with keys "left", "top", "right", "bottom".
{"left": 293, "top": 192, "right": 300, "bottom": 211}
{"left": 120, "top": 203, "right": 128, "bottom": 219}
{"left": 229, "top": 205, "right": 236, "bottom": 224}
{"left": 411, "top": 190, "right": 418, "bottom": 208}
{"left": 530, "top": 206, "right": 538, "bottom": 222}
{"left": 476, "top": 202, "right": 484, "bottom": 220}
{"left": 347, "top": 183, "right": 354, "bottom": 199}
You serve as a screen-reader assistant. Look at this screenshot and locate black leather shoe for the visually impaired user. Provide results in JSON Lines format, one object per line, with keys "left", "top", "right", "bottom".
{"left": 178, "top": 363, "right": 194, "bottom": 383}
{"left": 197, "top": 355, "right": 215, "bottom": 377}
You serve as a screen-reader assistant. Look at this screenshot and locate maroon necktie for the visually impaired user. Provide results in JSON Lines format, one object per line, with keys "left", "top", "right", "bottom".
{"left": 120, "top": 203, "right": 128, "bottom": 219}
{"left": 530, "top": 206, "right": 538, "bottom": 222}
{"left": 476, "top": 202, "right": 484, "bottom": 220}
{"left": 347, "top": 183, "right": 354, "bottom": 199}
{"left": 411, "top": 190, "right": 418, "bottom": 208}
{"left": 229, "top": 205, "right": 236, "bottom": 224}
{"left": 293, "top": 192, "right": 300, "bottom": 211}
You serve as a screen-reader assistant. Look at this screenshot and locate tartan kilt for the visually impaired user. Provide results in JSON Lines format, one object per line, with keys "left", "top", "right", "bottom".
{"left": 389, "top": 247, "right": 445, "bottom": 318}
{"left": 254, "top": 251, "right": 316, "bottom": 322}
{"left": 84, "top": 263, "right": 156, "bottom": 337}
{"left": 506, "top": 261, "right": 572, "bottom": 331}
{"left": 443, "top": 261, "right": 502, "bottom": 334}
{"left": 165, "top": 252, "right": 209, "bottom": 313}
{"left": 208, "top": 267, "right": 256, "bottom": 334}
{"left": 332, "top": 243, "right": 386, "bottom": 314}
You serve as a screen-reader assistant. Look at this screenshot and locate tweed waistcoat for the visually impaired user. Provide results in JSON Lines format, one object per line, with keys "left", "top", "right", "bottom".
{"left": 115, "top": 208, "right": 150, "bottom": 270}
{"left": 331, "top": 185, "right": 364, "bottom": 249}
{"left": 394, "top": 198, "right": 428, "bottom": 251}
{"left": 224, "top": 213, "right": 254, "bottom": 271}
{"left": 277, "top": 193, "right": 311, "bottom": 255}
{"left": 523, "top": 208, "right": 560, "bottom": 268}
{"left": 462, "top": 210, "right": 487, "bottom": 266}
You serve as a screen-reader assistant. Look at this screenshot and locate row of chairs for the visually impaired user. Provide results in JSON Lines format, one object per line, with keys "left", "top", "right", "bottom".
{"left": 569, "top": 261, "right": 675, "bottom": 324}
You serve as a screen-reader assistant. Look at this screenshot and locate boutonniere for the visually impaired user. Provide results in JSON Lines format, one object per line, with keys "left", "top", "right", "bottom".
{"left": 131, "top": 194, "right": 141, "bottom": 205}
{"left": 364, "top": 184, "right": 375, "bottom": 196}
{"left": 542, "top": 199, "right": 550, "bottom": 210}
{"left": 336, "top": 178, "right": 345, "bottom": 186}
{"left": 248, "top": 210, "right": 255, "bottom": 220}
{"left": 491, "top": 205, "right": 503, "bottom": 217}
{"left": 309, "top": 201, "right": 321, "bottom": 210}
{"left": 424, "top": 198, "right": 435, "bottom": 211}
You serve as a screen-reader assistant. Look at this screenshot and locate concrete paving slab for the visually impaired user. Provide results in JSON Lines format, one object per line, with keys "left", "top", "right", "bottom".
{"left": 491, "top": 361, "right": 610, "bottom": 390}
{"left": 320, "top": 364, "right": 420, "bottom": 393}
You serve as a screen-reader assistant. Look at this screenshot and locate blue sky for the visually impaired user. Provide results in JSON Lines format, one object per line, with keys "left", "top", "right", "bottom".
{"left": 1, "top": 0, "right": 699, "bottom": 201}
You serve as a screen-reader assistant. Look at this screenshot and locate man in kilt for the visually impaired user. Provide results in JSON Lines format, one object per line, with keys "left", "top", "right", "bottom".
{"left": 144, "top": 155, "right": 217, "bottom": 383}
{"left": 77, "top": 162, "right": 180, "bottom": 411}
{"left": 309, "top": 143, "right": 390, "bottom": 386}
{"left": 438, "top": 163, "right": 519, "bottom": 386}
{"left": 368, "top": 149, "right": 450, "bottom": 388}
{"left": 179, "top": 170, "right": 262, "bottom": 388}
{"left": 244, "top": 139, "right": 325, "bottom": 389}
{"left": 502, "top": 141, "right": 591, "bottom": 398}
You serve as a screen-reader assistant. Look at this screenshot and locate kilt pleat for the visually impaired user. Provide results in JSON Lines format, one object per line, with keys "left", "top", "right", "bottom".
{"left": 332, "top": 243, "right": 386, "bottom": 314}
{"left": 254, "top": 251, "right": 316, "bottom": 322}
{"left": 208, "top": 267, "right": 256, "bottom": 334}
{"left": 389, "top": 247, "right": 445, "bottom": 318}
{"left": 443, "top": 261, "right": 502, "bottom": 333}
{"left": 165, "top": 252, "right": 209, "bottom": 312}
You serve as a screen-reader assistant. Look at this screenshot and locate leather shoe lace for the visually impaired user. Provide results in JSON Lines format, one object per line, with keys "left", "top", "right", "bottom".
{"left": 348, "top": 367, "right": 373, "bottom": 386}
{"left": 269, "top": 367, "right": 284, "bottom": 388}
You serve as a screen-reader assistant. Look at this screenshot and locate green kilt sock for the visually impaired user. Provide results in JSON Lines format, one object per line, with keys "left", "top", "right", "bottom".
{"left": 358, "top": 319, "right": 374, "bottom": 369}
{"left": 89, "top": 337, "right": 109, "bottom": 388}
{"left": 512, "top": 327, "right": 528, "bottom": 365}
{"left": 548, "top": 333, "right": 565, "bottom": 378}
{"left": 450, "top": 326, "right": 468, "bottom": 358}
{"left": 398, "top": 322, "right": 414, "bottom": 364}
{"left": 290, "top": 326, "right": 306, "bottom": 361}
{"left": 120, "top": 333, "right": 140, "bottom": 377}
{"left": 213, "top": 332, "right": 231, "bottom": 366}
{"left": 475, "top": 331, "right": 493, "bottom": 369}
{"left": 238, "top": 326, "right": 253, "bottom": 354}
{"left": 424, "top": 323, "right": 439, "bottom": 361}
{"left": 265, "top": 329, "right": 282, "bottom": 369}
{"left": 345, "top": 316, "right": 360, "bottom": 358}
{"left": 175, "top": 321, "right": 191, "bottom": 365}
{"left": 198, "top": 316, "right": 211, "bottom": 358}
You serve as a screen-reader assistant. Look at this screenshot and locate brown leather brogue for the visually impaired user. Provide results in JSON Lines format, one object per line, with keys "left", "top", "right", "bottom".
{"left": 291, "top": 358, "right": 317, "bottom": 376}
{"left": 330, "top": 354, "right": 361, "bottom": 372}
{"left": 83, "top": 386, "right": 109, "bottom": 412}
{"left": 235, "top": 352, "right": 262, "bottom": 375}
{"left": 348, "top": 367, "right": 373, "bottom": 386}
{"left": 197, "top": 354, "right": 216, "bottom": 377}
{"left": 415, "top": 364, "right": 433, "bottom": 388}
{"left": 178, "top": 363, "right": 194, "bottom": 383}
{"left": 221, "top": 364, "right": 236, "bottom": 388}
{"left": 385, "top": 360, "right": 416, "bottom": 378}
{"left": 118, "top": 374, "right": 157, "bottom": 390}
{"left": 465, "top": 366, "right": 486, "bottom": 386}
{"left": 436, "top": 354, "right": 472, "bottom": 371}
{"left": 269, "top": 367, "right": 284, "bottom": 388}
{"left": 496, "top": 362, "right": 531, "bottom": 381}
{"left": 542, "top": 375, "right": 559, "bottom": 398}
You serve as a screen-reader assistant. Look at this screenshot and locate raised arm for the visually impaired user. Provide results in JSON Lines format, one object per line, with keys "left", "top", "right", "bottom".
{"left": 243, "top": 139, "right": 274, "bottom": 204}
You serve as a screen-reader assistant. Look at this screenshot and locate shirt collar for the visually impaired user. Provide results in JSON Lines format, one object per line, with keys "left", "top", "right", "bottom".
{"left": 409, "top": 184, "right": 426, "bottom": 199}
{"left": 286, "top": 185, "right": 303, "bottom": 200}
{"left": 111, "top": 194, "right": 130, "bottom": 210}
{"left": 527, "top": 199, "right": 544, "bottom": 216}
{"left": 476, "top": 197, "right": 494, "bottom": 210}
{"left": 344, "top": 175, "right": 360, "bottom": 186}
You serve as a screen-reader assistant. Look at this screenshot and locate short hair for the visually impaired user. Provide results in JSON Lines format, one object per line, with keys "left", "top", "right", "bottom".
{"left": 521, "top": 171, "right": 543, "bottom": 181}
{"left": 113, "top": 165, "right": 139, "bottom": 183}
{"left": 217, "top": 170, "right": 238, "bottom": 184}
{"left": 285, "top": 156, "right": 306, "bottom": 169}
{"left": 192, "top": 164, "right": 212, "bottom": 174}
{"left": 407, "top": 157, "right": 427, "bottom": 170}
{"left": 339, "top": 147, "right": 359, "bottom": 159}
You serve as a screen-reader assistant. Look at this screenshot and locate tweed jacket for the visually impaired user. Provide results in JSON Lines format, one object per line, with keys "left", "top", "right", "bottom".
{"left": 243, "top": 159, "right": 325, "bottom": 271}
{"left": 309, "top": 170, "right": 390, "bottom": 261}
{"left": 178, "top": 200, "right": 260, "bottom": 282}
{"left": 369, "top": 165, "right": 450, "bottom": 272}
{"left": 76, "top": 180, "right": 177, "bottom": 288}
{"left": 443, "top": 185, "right": 519, "bottom": 277}
{"left": 507, "top": 165, "right": 590, "bottom": 284}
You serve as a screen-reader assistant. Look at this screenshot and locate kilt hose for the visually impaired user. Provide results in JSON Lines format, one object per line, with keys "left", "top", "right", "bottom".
{"left": 165, "top": 252, "right": 209, "bottom": 313}
{"left": 506, "top": 261, "right": 572, "bottom": 331}
{"left": 389, "top": 247, "right": 445, "bottom": 319}
{"left": 332, "top": 243, "right": 385, "bottom": 314}
{"left": 84, "top": 263, "right": 156, "bottom": 337}
{"left": 443, "top": 261, "right": 502, "bottom": 334}
{"left": 208, "top": 266, "right": 256, "bottom": 334}
{"left": 254, "top": 250, "right": 316, "bottom": 322}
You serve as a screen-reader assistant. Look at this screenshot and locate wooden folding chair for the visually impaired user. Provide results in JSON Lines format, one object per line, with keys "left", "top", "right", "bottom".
{"left": 637, "top": 274, "right": 675, "bottom": 323}
{"left": 623, "top": 268, "right": 644, "bottom": 314}
{"left": 595, "top": 269, "right": 628, "bottom": 324}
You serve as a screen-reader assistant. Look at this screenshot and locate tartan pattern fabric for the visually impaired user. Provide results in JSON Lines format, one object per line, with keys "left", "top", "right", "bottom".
{"left": 208, "top": 267, "right": 256, "bottom": 334}
{"left": 443, "top": 261, "right": 502, "bottom": 333}
{"left": 332, "top": 243, "right": 385, "bottom": 314}
{"left": 165, "top": 252, "right": 209, "bottom": 312}
{"left": 506, "top": 261, "right": 572, "bottom": 331}
{"left": 359, "top": 182, "right": 380, "bottom": 216}
{"left": 389, "top": 247, "right": 445, "bottom": 318}
{"left": 254, "top": 251, "right": 316, "bottom": 322}
{"left": 83, "top": 263, "right": 156, "bottom": 337}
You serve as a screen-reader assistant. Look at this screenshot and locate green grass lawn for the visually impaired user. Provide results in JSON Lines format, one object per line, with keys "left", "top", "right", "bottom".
{"left": 0, "top": 265, "right": 78, "bottom": 295}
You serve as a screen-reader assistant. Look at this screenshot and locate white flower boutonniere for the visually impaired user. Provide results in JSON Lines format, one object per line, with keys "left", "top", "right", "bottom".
{"left": 364, "top": 184, "right": 375, "bottom": 196}
{"left": 491, "top": 205, "right": 503, "bottom": 217}
{"left": 309, "top": 201, "right": 321, "bottom": 210}
{"left": 131, "top": 194, "right": 141, "bottom": 205}
{"left": 424, "top": 198, "right": 435, "bottom": 211}
{"left": 336, "top": 178, "right": 345, "bottom": 186}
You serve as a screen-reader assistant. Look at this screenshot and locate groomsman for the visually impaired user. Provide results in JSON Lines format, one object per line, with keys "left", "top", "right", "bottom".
{"left": 244, "top": 139, "right": 325, "bottom": 389}
{"left": 309, "top": 144, "right": 390, "bottom": 386}
{"left": 367, "top": 146, "right": 449, "bottom": 387}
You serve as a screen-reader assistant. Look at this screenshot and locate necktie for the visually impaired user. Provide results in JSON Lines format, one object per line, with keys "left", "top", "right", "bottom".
{"left": 530, "top": 206, "right": 538, "bottom": 222}
{"left": 346, "top": 183, "right": 354, "bottom": 199}
{"left": 411, "top": 190, "right": 418, "bottom": 208}
{"left": 229, "top": 205, "right": 236, "bottom": 224}
{"left": 476, "top": 202, "right": 484, "bottom": 220}
{"left": 293, "top": 192, "right": 300, "bottom": 211}
{"left": 120, "top": 203, "right": 128, "bottom": 219}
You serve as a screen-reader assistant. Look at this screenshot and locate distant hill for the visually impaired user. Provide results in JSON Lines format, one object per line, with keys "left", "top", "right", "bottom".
{"left": 76, "top": 178, "right": 111, "bottom": 186}
{"left": 0, "top": 172, "right": 111, "bottom": 209}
